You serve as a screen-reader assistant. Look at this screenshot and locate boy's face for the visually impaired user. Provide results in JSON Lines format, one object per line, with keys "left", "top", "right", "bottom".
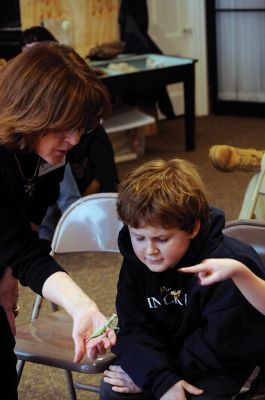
{"left": 129, "top": 223, "right": 199, "bottom": 273}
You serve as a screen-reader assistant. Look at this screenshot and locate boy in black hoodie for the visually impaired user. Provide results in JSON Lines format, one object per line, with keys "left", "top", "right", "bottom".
{"left": 100, "top": 158, "right": 265, "bottom": 400}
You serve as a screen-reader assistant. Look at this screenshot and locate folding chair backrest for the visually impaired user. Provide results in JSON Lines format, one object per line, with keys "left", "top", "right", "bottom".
{"left": 51, "top": 192, "right": 122, "bottom": 255}
{"left": 31, "top": 193, "right": 122, "bottom": 320}
{"left": 223, "top": 219, "right": 265, "bottom": 265}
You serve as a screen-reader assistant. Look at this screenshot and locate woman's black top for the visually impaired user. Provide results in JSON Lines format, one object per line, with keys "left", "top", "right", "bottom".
{"left": 0, "top": 145, "right": 65, "bottom": 295}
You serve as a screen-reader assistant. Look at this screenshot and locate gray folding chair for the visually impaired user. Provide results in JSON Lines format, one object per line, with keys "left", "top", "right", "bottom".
{"left": 15, "top": 193, "right": 122, "bottom": 399}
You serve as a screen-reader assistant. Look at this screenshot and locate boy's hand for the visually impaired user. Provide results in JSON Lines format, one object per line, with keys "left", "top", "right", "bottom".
{"left": 179, "top": 258, "right": 244, "bottom": 285}
{"left": 104, "top": 365, "right": 142, "bottom": 393}
{"left": 160, "top": 380, "right": 203, "bottom": 400}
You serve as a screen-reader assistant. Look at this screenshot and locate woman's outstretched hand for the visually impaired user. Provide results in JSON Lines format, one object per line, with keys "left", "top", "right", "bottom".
{"left": 42, "top": 271, "right": 116, "bottom": 362}
{"left": 72, "top": 303, "right": 116, "bottom": 362}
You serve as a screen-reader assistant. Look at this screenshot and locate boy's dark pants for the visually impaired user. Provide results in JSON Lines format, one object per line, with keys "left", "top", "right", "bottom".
{"left": 0, "top": 306, "right": 18, "bottom": 400}
{"left": 100, "top": 373, "right": 242, "bottom": 400}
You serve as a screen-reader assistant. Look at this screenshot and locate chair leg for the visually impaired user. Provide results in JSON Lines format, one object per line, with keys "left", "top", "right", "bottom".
{"left": 16, "top": 359, "right": 25, "bottom": 385}
{"left": 65, "top": 370, "right": 78, "bottom": 400}
{"left": 17, "top": 295, "right": 43, "bottom": 388}
{"left": 74, "top": 381, "right": 100, "bottom": 393}
{"left": 31, "top": 295, "right": 59, "bottom": 321}
{"left": 31, "top": 295, "right": 43, "bottom": 320}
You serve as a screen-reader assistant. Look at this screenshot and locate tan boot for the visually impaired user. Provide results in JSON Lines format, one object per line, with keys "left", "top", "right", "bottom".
{"left": 209, "top": 145, "right": 265, "bottom": 172}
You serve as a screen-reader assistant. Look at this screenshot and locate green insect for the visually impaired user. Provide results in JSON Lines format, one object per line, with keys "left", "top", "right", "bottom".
{"left": 89, "top": 313, "right": 117, "bottom": 339}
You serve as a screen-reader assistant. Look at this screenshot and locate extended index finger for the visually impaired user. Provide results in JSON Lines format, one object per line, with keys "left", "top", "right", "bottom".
{"left": 179, "top": 264, "right": 208, "bottom": 274}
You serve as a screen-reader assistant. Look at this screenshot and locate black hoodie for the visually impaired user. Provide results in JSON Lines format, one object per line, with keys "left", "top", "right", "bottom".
{"left": 113, "top": 208, "right": 265, "bottom": 399}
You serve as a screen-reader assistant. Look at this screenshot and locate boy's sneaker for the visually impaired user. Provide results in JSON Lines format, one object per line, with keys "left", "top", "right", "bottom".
{"left": 209, "top": 145, "right": 264, "bottom": 172}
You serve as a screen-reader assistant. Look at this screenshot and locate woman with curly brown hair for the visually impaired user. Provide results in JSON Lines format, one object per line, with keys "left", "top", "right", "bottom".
{"left": 0, "top": 41, "right": 115, "bottom": 399}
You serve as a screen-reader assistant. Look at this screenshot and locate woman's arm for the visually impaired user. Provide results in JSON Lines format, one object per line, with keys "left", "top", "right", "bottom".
{"left": 179, "top": 259, "right": 265, "bottom": 315}
{"left": 42, "top": 271, "right": 116, "bottom": 361}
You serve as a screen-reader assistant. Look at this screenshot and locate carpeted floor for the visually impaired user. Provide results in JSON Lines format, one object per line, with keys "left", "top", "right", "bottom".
{"left": 17, "top": 114, "right": 264, "bottom": 399}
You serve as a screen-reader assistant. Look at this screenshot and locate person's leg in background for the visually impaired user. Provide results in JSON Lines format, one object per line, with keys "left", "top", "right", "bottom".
{"left": 38, "top": 164, "right": 81, "bottom": 241}
{"left": 209, "top": 144, "right": 265, "bottom": 220}
{"left": 156, "top": 87, "right": 176, "bottom": 120}
{"left": 209, "top": 145, "right": 264, "bottom": 172}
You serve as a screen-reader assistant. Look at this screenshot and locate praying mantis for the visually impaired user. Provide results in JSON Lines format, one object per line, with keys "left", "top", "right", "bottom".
{"left": 89, "top": 313, "right": 117, "bottom": 340}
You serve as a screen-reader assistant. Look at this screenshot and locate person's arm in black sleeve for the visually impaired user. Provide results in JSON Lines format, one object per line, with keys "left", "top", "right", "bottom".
{"left": 113, "top": 261, "right": 181, "bottom": 398}
{"left": 177, "top": 260, "right": 265, "bottom": 383}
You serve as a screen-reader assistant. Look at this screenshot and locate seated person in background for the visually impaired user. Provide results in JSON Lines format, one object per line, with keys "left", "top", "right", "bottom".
{"left": 118, "top": 0, "right": 176, "bottom": 120}
{"left": 21, "top": 25, "right": 58, "bottom": 49}
{"left": 21, "top": 26, "right": 119, "bottom": 240}
{"left": 100, "top": 158, "right": 265, "bottom": 400}
{"left": 69, "top": 124, "right": 119, "bottom": 196}
{"left": 209, "top": 144, "right": 264, "bottom": 172}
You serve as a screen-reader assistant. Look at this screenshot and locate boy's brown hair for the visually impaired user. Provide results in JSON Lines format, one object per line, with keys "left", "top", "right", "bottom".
{"left": 117, "top": 158, "right": 210, "bottom": 233}
{"left": 0, "top": 42, "right": 110, "bottom": 151}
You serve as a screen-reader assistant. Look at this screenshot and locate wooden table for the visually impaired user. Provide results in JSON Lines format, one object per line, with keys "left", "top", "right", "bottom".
{"left": 90, "top": 54, "right": 197, "bottom": 151}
